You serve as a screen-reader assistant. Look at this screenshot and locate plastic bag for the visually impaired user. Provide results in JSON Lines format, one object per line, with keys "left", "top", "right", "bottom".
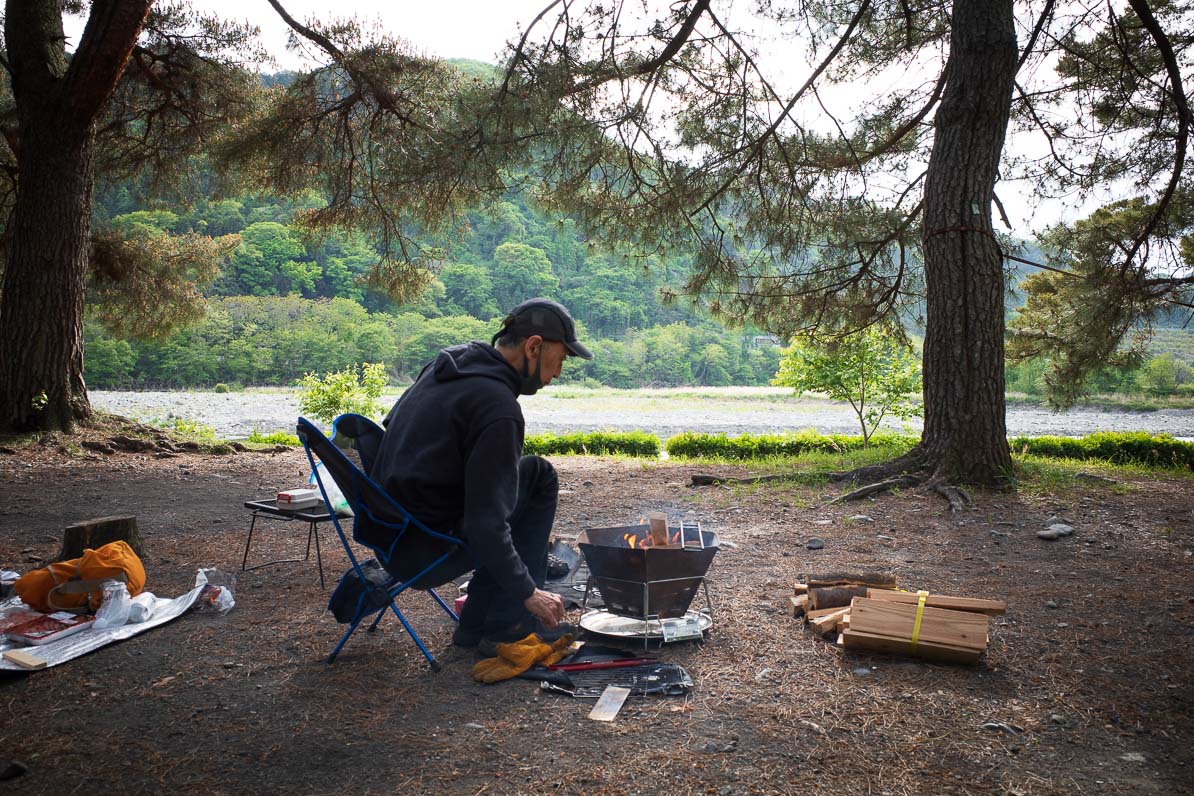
{"left": 310, "top": 462, "right": 353, "bottom": 516}
{"left": 128, "top": 591, "right": 160, "bottom": 623}
{"left": 92, "top": 580, "right": 132, "bottom": 629}
{"left": 193, "top": 569, "right": 236, "bottom": 615}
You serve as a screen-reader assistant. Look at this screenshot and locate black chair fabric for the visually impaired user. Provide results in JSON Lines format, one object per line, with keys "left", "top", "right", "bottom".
{"left": 300, "top": 416, "right": 462, "bottom": 572}
{"left": 296, "top": 415, "right": 464, "bottom": 668}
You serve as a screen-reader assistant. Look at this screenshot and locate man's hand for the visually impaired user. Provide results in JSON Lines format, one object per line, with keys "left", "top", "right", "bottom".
{"left": 523, "top": 588, "right": 565, "bottom": 628}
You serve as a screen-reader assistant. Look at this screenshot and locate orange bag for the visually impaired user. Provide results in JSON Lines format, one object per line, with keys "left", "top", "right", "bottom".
{"left": 14, "top": 541, "right": 146, "bottom": 613}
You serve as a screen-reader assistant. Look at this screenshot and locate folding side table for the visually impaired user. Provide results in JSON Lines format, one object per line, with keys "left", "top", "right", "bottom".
{"left": 242, "top": 499, "right": 329, "bottom": 588}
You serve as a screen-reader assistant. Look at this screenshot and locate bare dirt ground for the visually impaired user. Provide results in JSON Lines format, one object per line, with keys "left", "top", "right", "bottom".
{"left": 1, "top": 429, "right": 1192, "bottom": 795}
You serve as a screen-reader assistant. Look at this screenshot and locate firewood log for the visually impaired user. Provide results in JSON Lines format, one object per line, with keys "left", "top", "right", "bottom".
{"left": 808, "top": 585, "right": 870, "bottom": 611}
{"left": 803, "top": 571, "right": 897, "bottom": 589}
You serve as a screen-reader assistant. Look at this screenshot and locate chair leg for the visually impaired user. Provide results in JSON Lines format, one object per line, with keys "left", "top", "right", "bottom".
{"left": 367, "top": 608, "right": 389, "bottom": 632}
{"left": 386, "top": 601, "right": 439, "bottom": 670}
{"left": 312, "top": 523, "right": 325, "bottom": 589}
{"left": 428, "top": 587, "right": 460, "bottom": 622}
{"left": 328, "top": 617, "right": 364, "bottom": 664}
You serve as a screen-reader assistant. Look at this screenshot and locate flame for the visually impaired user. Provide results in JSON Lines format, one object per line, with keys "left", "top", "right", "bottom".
{"left": 622, "top": 529, "right": 683, "bottom": 549}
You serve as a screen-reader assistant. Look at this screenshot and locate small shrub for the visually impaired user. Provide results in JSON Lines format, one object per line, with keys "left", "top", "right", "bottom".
{"left": 297, "top": 363, "right": 388, "bottom": 424}
{"left": 156, "top": 416, "right": 219, "bottom": 442}
{"left": 213, "top": 383, "right": 230, "bottom": 394}
{"left": 247, "top": 428, "right": 300, "bottom": 447}
{"left": 525, "top": 430, "right": 661, "bottom": 457}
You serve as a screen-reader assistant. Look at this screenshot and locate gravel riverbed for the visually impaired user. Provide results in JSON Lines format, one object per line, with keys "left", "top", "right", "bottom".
{"left": 91, "top": 387, "right": 1194, "bottom": 441}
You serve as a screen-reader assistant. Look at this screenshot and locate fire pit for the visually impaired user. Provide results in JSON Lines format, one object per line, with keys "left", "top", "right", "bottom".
{"left": 577, "top": 522, "right": 718, "bottom": 623}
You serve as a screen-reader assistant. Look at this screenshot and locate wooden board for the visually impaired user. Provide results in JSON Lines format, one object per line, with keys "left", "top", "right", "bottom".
{"left": 865, "top": 589, "right": 1007, "bottom": 615}
{"left": 787, "top": 594, "right": 809, "bottom": 618}
{"left": 848, "top": 597, "right": 989, "bottom": 651}
{"left": 3, "top": 649, "right": 48, "bottom": 670}
{"left": 807, "top": 607, "right": 850, "bottom": 634}
{"left": 806, "top": 605, "right": 851, "bottom": 620}
{"left": 793, "top": 583, "right": 809, "bottom": 595}
{"left": 648, "top": 513, "right": 669, "bottom": 547}
{"left": 841, "top": 628, "right": 983, "bottom": 665}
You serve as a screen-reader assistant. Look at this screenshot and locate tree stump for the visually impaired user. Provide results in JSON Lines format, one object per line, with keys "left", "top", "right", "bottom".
{"left": 55, "top": 515, "right": 144, "bottom": 562}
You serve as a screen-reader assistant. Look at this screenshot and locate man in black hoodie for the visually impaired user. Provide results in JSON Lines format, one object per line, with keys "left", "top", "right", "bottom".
{"left": 370, "top": 298, "right": 593, "bottom": 652}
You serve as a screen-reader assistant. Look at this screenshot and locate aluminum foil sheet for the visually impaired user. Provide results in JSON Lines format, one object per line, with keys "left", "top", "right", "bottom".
{"left": 0, "top": 585, "right": 204, "bottom": 672}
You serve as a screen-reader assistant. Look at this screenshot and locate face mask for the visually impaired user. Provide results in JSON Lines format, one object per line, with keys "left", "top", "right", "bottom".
{"left": 519, "top": 348, "right": 545, "bottom": 396}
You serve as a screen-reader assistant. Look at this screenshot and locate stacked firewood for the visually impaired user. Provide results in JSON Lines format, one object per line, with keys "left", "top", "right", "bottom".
{"left": 787, "top": 571, "right": 1006, "bottom": 665}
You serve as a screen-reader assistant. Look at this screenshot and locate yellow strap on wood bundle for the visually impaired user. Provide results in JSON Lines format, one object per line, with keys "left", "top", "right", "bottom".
{"left": 909, "top": 590, "right": 930, "bottom": 651}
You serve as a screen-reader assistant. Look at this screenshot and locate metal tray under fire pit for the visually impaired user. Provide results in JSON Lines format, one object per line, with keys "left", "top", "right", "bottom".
{"left": 577, "top": 523, "right": 718, "bottom": 621}
{"left": 579, "top": 609, "right": 714, "bottom": 641}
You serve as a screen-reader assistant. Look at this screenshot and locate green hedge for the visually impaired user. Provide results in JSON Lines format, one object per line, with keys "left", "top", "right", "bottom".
{"left": 1010, "top": 431, "right": 1194, "bottom": 469}
{"left": 525, "top": 430, "right": 661, "bottom": 457}
{"left": 664, "top": 431, "right": 918, "bottom": 460}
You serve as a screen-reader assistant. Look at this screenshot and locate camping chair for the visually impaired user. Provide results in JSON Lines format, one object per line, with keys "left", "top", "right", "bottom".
{"left": 297, "top": 415, "right": 462, "bottom": 671}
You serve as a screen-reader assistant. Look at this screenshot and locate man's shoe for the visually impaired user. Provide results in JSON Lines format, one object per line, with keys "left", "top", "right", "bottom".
{"left": 451, "top": 623, "right": 484, "bottom": 648}
{"left": 477, "top": 618, "right": 576, "bottom": 658}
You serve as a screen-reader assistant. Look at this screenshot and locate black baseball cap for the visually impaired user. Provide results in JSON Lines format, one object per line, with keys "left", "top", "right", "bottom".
{"left": 494, "top": 298, "right": 593, "bottom": 360}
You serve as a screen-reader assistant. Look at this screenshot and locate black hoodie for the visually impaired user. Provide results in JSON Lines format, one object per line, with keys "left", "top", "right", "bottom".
{"left": 371, "top": 342, "right": 535, "bottom": 601}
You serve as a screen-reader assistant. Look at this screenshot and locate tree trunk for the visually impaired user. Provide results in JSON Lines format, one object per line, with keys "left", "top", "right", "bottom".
{"left": 56, "top": 515, "right": 144, "bottom": 562}
{"left": 0, "top": 0, "right": 154, "bottom": 433}
{"left": 0, "top": 126, "right": 95, "bottom": 432}
{"left": 919, "top": 0, "right": 1018, "bottom": 485}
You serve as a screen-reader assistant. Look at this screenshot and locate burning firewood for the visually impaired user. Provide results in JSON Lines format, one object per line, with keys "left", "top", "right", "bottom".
{"left": 648, "top": 512, "right": 670, "bottom": 547}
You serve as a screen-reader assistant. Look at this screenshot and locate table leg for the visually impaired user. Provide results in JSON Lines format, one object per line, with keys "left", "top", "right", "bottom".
{"left": 241, "top": 513, "right": 260, "bottom": 571}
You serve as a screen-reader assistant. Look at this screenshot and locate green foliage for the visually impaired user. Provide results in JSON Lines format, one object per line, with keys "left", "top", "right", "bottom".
{"left": 439, "top": 262, "right": 498, "bottom": 318}
{"left": 88, "top": 226, "right": 238, "bottom": 341}
{"left": 213, "top": 383, "right": 230, "bottom": 393}
{"left": 1137, "top": 354, "right": 1181, "bottom": 395}
{"left": 1008, "top": 195, "right": 1194, "bottom": 408}
{"left": 154, "top": 416, "right": 221, "bottom": 443}
{"left": 772, "top": 329, "right": 922, "bottom": 444}
{"left": 524, "top": 430, "right": 660, "bottom": 457}
{"left": 491, "top": 242, "right": 559, "bottom": 311}
{"left": 397, "top": 316, "right": 494, "bottom": 377}
{"left": 297, "top": 363, "right": 389, "bottom": 423}
{"left": 83, "top": 325, "right": 137, "bottom": 388}
{"left": 665, "top": 431, "right": 919, "bottom": 460}
{"left": 247, "top": 428, "right": 301, "bottom": 446}
{"left": 1009, "top": 432, "right": 1194, "bottom": 470}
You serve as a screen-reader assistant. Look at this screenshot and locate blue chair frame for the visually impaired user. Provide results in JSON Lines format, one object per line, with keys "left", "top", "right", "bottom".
{"left": 297, "top": 415, "right": 462, "bottom": 671}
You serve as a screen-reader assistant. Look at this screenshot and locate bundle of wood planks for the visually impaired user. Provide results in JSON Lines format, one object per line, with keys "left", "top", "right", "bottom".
{"left": 787, "top": 571, "right": 1006, "bottom": 665}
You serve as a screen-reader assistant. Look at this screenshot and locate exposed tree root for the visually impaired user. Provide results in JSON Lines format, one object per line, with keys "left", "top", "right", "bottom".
{"left": 830, "top": 474, "right": 921, "bottom": 503}
{"left": 928, "top": 480, "right": 973, "bottom": 512}
{"left": 690, "top": 445, "right": 979, "bottom": 512}
{"left": 689, "top": 473, "right": 835, "bottom": 487}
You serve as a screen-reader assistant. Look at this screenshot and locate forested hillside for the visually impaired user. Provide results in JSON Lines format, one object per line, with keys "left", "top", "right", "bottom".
{"left": 81, "top": 59, "right": 1190, "bottom": 399}
{"left": 86, "top": 180, "right": 780, "bottom": 389}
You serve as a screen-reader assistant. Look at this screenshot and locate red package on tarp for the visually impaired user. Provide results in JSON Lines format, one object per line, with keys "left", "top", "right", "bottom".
{"left": 2, "top": 611, "right": 94, "bottom": 645}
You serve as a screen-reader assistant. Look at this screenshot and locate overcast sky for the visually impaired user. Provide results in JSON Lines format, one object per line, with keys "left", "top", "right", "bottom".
{"left": 185, "top": 0, "right": 554, "bottom": 66}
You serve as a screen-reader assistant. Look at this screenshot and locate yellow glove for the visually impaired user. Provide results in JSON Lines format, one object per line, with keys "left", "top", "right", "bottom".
{"left": 471, "top": 633, "right": 575, "bottom": 684}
